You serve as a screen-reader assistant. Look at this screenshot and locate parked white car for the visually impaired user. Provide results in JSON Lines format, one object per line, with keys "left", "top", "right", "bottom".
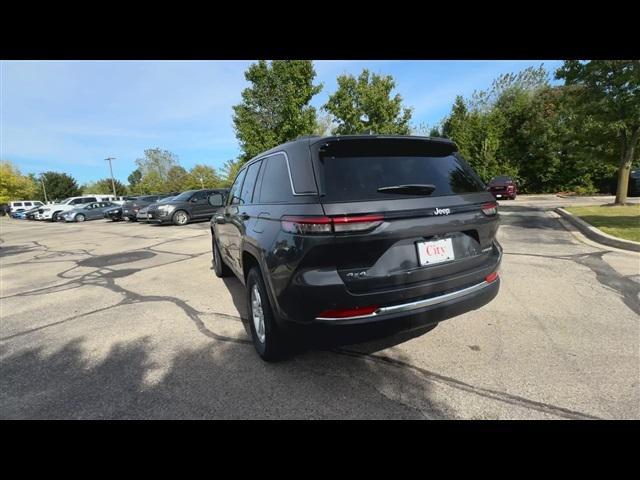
{"left": 8, "top": 200, "right": 44, "bottom": 213}
{"left": 38, "top": 195, "right": 121, "bottom": 221}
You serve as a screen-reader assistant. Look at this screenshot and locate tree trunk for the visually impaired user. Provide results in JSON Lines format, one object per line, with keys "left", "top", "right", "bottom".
{"left": 615, "top": 127, "right": 639, "bottom": 204}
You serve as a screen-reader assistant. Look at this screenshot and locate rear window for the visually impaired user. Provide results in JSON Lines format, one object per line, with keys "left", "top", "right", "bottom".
{"left": 319, "top": 154, "right": 485, "bottom": 202}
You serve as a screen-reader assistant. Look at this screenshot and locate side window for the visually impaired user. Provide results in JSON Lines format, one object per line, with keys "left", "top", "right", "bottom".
{"left": 24, "top": 202, "right": 32, "bottom": 207}
{"left": 228, "top": 169, "right": 247, "bottom": 206}
{"left": 85, "top": 197, "right": 97, "bottom": 203}
{"left": 259, "top": 154, "right": 293, "bottom": 203}
{"left": 71, "top": 199, "right": 83, "bottom": 205}
{"left": 239, "top": 161, "right": 262, "bottom": 205}
{"left": 191, "top": 191, "right": 209, "bottom": 203}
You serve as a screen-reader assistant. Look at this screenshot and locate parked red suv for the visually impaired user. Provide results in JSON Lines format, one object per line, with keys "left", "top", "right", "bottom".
{"left": 487, "top": 176, "right": 517, "bottom": 200}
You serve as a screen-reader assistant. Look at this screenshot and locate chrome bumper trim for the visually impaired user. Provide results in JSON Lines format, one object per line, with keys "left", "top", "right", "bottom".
{"left": 315, "top": 279, "right": 495, "bottom": 321}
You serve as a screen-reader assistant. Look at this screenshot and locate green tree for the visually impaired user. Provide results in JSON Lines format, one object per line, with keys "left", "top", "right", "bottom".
{"left": 233, "top": 60, "right": 322, "bottom": 163}
{"left": 441, "top": 69, "right": 560, "bottom": 190}
{"left": 428, "top": 126, "right": 441, "bottom": 137}
{"left": 218, "top": 159, "right": 243, "bottom": 187}
{"left": 134, "top": 148, "right": 180, "bottom": 194}
{"left": 39, "top": 171, "right": 81, "bottom": 201}
{"left": 313, "top": 112, "right": 334, "bottom": 136}
{"left": 164, "top": 166, "right": 189, "bottom": 192}
{"left": 556, "top": 60, "right": 640, "bottom": 203}
{"left": 128, "top": 169, "right": 142, "bottom": 191}
{"left": 82, "top": 178, "right": 128, "bottom": 196}
{"left": 0, "top": 161, "right": 39, "bottom": 203}
{"left": 184, "top": 164, "right": 221, "bottom": 190}
{"left": 323, "top": 69, "right": 413, "bottom": 135}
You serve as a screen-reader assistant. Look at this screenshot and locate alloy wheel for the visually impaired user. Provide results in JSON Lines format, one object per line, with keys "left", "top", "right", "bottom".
{"left": 251, "top": 284, "right": 266, "bottom": 344}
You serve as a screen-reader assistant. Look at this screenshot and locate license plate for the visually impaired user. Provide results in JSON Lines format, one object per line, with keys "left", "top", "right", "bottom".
{"left": 496, "top": 194, "right": 502, "bottom": 198}
{"left": 147, "top": 213, "right": 152, "bottom": 218}
{"left": 417, "top": 238, "right": 455, "bottom": 266}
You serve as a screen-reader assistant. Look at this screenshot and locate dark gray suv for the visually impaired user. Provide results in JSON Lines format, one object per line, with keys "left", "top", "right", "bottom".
{"left": 147, "top": 189, "right": 229, "bottom": 225}
{"left": 210, "top": 135, "right": 502, "bottom": 360}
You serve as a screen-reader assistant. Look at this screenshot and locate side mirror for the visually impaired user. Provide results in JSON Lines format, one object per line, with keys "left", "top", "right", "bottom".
{"left": 208, "top": 193, "right": 224, "bottom": 207}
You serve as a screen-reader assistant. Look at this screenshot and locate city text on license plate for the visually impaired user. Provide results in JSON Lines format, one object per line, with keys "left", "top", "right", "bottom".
{"left": 416, "top": 238, "right": 455, "bottom": 266}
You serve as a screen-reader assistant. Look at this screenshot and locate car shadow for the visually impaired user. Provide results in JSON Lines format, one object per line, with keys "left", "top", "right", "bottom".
{"left": 0, "top": 335, "right": 445, "bottom": 419}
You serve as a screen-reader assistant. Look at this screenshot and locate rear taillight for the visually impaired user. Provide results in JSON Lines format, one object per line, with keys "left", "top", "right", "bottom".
{"left": 481, "top": 202, "right": 498, "bottom": 216}
{"left": 281, "top": 214, "right": 383, "bottom": 235}
{"left": 317, "top": 305, "right": 379, "bottom": 319}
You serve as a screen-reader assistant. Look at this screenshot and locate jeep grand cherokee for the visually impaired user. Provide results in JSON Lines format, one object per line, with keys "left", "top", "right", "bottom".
{"left": 209, "top": 135, "right": 502, "bottom": 360}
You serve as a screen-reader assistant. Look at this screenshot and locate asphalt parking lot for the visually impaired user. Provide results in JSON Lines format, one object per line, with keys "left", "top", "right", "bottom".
{"left": 1, "top": 196, "right": 639, "bottom": 419}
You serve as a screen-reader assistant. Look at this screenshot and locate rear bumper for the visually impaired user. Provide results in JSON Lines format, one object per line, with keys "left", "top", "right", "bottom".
{"left": 273, "top": 241, "right": 502, "bottom": 327}
{"left": 315, "top": 277, "right": 499, "bottom": 324}
{"left": 490, "top": 190, "right": 516, "bottom": 199}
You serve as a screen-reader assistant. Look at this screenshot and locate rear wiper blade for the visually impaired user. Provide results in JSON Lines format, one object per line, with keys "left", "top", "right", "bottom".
{"left": 377, "top": 184, "right": 436, "bottom": 195}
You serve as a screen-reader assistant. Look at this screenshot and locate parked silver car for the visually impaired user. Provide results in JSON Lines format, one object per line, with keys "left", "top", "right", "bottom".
{"left": 137, "top": 195, "right": 177, "bottom": 222}
{"left": 62, "top": 201, "right": 119, "bottom": 222}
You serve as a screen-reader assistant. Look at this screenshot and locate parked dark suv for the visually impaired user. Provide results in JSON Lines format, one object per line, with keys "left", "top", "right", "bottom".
{"left": 147, "top": 189, "right": 229, "bottom": 225}
{"left": 209, "top": 135, "right": 502, "bottom": 361}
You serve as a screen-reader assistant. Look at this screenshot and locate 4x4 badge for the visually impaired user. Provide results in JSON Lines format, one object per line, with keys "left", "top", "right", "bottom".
{"left": 434, "top": 207, "right": 451, "bottom": 216}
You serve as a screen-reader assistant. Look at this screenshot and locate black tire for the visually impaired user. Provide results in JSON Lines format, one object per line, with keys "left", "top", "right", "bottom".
{"left": 246, "top": 267, "right": 287, "bottom": 361}
{"left": 52, "top": 211, "right": 62, "bottom": 222}
{"left": 212, "top": 236, "right": 232, "bottom": 278}
{"left": 172, "top": 210, "right": 190, "bottom": 226}
{"left": 75, "top": 214, "right": 85, "bottom": 222}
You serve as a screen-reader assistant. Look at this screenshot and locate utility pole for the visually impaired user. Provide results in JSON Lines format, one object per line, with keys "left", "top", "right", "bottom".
{"left": 199, "top": 176, "right": 204, "bottom": 189}
{"left": 105, "top": 157, "right": 117, "bottom": 197}
{"left": 40, "top": 174, "right": 48, "bottom": 203}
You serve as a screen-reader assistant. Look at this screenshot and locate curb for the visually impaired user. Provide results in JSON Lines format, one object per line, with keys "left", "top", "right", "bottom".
{"left": 555, "top": 208, "right": 640, "bottom": 252}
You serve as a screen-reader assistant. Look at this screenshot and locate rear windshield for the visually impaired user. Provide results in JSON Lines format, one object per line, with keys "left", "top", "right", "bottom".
{"left": 319, "top": 154, "right": 485, "bottom": 202}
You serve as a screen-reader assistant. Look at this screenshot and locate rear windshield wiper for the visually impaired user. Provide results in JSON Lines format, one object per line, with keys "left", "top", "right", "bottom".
{"left": 377, "top": 184, "right": 436, "bottom": 195}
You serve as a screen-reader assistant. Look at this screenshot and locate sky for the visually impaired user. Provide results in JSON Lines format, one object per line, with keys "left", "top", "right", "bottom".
{"left": 1, "top": 60, "right": 564, "bottom": 184}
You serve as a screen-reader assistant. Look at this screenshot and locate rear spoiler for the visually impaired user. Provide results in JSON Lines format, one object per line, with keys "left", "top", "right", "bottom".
{"left": 312, "top": 136, "right": 458, "bottom": 158}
